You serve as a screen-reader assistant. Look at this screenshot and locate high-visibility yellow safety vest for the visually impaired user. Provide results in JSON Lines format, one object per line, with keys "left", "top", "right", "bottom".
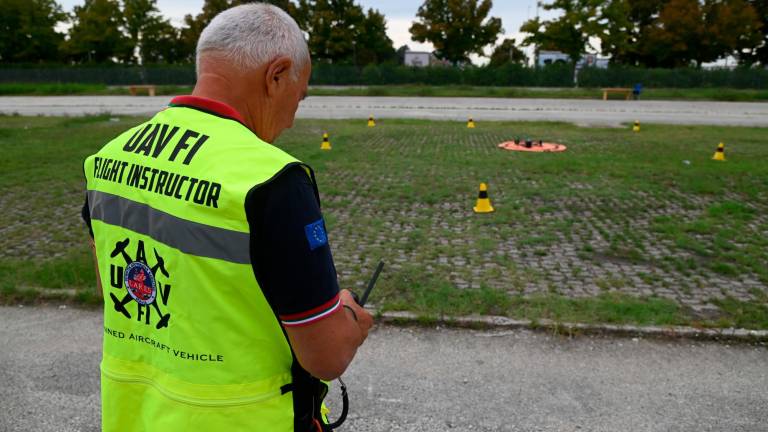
{"left": 85, "top": 102, "right": 315, "bottom": 431}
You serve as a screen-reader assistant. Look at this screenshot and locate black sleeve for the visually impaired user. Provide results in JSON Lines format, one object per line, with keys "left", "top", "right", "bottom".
{"left": 246, "top": 165, "right": 341, "bottom": 327}
{"left": 82, "top": 195, "right": 94, "bottom": 238}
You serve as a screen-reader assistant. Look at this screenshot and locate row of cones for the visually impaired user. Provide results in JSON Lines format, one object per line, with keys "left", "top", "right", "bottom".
{"left": 323, "top": 120, "right": 730, "bottom": 162}
{"left": 320, "top": 116, "right": 476, "bottom": 151}
{"left": 321, "top": 116, "right": 377, "bottom": 151}
{"left": 339, "top": 115, "right": 477, "bottom": 130}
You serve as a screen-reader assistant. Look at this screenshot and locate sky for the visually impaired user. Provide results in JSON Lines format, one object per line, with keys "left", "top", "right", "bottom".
{"left": 57, "top": 0, "right": 558, "bottom": 62}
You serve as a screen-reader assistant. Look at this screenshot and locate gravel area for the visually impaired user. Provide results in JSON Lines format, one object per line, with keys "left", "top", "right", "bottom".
{"left": 1, "top": 96, "right": 767, "bottom": 126}
{"left": 2, "top": 305, "right": 767, "bottom": 432}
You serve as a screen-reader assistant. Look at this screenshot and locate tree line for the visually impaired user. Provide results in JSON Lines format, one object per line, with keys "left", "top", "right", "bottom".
{"left": 524, "top": 0, "right": 767, "bottom": 67}
{"left": 1, "top": 0, "right": 766, "bottom": 68}
{"left": 0, "top": 0, "right": 508, "bottom": 66}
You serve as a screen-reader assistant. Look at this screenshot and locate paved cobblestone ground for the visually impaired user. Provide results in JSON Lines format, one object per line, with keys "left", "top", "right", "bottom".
{"left": 326, "top": 188, "right": 767, "bottom": 312}
{"left": 299, "top": 121, "right": 768, "bottom": 320}
{"left": 1, "top": 116, "right": 766, "bottom": 322}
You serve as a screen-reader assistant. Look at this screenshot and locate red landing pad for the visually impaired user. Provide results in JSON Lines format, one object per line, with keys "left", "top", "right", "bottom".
{"left": 498, "top": 141, "right": 567, "bottom": 152}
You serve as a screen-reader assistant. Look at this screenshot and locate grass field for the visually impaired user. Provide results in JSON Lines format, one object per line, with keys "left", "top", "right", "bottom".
{"left": 1, "top": 115, "right": 767, "bottom": 329}
{"left": 1, "top": 83, "right": 768, "bottom": 102}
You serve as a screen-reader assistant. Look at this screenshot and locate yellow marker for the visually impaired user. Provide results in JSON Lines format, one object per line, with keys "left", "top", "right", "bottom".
{"left": 712, "top": 142, "right": 726, "bottom": 161}
{"left": 320, "top": 132, "right": 331, "bottom": 151}
{"left": 467, "top": 118, "right": 476, "bottom": 129}
{"left": 632, "top": 120, "right": 640, "bottom": 133}
{"left": 367, "top": 116, "right": 376, "bottom": 127}
{"left": 473, "top": 183, "right": 494, "bottom": 214}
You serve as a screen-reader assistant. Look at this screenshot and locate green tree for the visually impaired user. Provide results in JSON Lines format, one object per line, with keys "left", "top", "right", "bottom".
{"left": 0, "top": 0, "right": 66, "bottom": 63}
{"left": 139, "top": 18, "right": 185, "bottom": 63}
{"left": 489, "top": 38, "right": 527, "bottom": 66}
{"left": 745, "top": 0, "right": 768, "bottom": 65}
{"left": 179, "top": 0, "right": 301, "bottom": 63}
{"left": 123, "top": 0, "right": 183, "bottom": 63}
{"left": 300, "top": 0, "right": 394, "bottom": 65}
{"left": 351, "top": 8, "right": 397, "bottom": 65}
{"left": 641, "top": 0, "right": 762, "bottom": 67}
{"left": 642, "top": 0, "right": 705, "bottom": 67}
{"left": 520, "top": 0, "right": 602, "bottom": 68}
{"left": 599, "top": 0, "right": 763, "bottom": 67}
{"left": 65, "top": 0, "right": 131, "bottom": 63}
{"left": 302, "top": 0, "right": 364, "bottom": 63}
{"left": 179, "top": 0, "right": 234, "bottom": 62}
{"left": 597, "top": 0, "right": 636, "bottom": 65}
{"left": 409, "top": 0, "right": 503, "bottom": 65}
{"left": 705, "top": 0, "right": 762, "bottom": 66}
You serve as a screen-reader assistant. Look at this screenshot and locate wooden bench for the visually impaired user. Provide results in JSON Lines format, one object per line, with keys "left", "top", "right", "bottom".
{"left": 601, "top": 87, "right": 632, "bottom": 100}
{"left": 128, "top": 85, "right": 157, "bottom": 97}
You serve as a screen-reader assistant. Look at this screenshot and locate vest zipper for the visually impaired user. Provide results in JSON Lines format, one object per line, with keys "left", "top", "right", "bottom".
{"left": 102, "top": 368, "right": 285, "bottom": 408}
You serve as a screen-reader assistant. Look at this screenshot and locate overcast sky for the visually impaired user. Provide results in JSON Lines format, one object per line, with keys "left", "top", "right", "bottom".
{"left": 57, "top": 0, "right": 558, "bottom": 61}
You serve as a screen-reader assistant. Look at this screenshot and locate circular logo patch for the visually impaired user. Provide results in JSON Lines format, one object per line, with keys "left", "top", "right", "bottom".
{"left": 124, "top": 261, "right": 157, "bottom": 305}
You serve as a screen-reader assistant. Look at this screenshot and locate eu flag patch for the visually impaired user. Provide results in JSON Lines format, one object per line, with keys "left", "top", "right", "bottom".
{"left": 304, "top": 219, "right": 328, "bottom": 251}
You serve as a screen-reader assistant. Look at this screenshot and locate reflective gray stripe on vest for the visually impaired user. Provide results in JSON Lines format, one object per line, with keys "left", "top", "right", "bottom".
{"left": 87, "top": 190, "right": 251, "bottom": 264}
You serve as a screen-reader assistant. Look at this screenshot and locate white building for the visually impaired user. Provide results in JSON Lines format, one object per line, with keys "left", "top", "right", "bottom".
{"left": 404, "top": 51, "right": 438, "bottom": 67}
{"left": 537, "top": 50, "right": 608, "bottom": 69}
{"left": 537, "top": 50, "right": 570, "bottom": 66}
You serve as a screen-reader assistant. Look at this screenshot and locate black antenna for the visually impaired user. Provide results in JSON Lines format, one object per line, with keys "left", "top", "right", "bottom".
{"left": 360, "top": 260, "right": 385, "bottom": 307}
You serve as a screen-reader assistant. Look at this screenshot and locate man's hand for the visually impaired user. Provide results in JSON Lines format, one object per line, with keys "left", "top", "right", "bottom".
{"left": 340, "top": 289, "right": 374, "bottom": 342}
{"left": 284, "top": 289, "right": 375, "bottom": 381}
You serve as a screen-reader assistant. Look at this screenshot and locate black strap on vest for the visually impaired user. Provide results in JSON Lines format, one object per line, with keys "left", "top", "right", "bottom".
{"left": 258, "top": 283, "right": 330, "bottom": 431}
{"left": 286, "top": 360, "right": 350, "bottom": 431}
{"left": 268, "top": 310, "right": 348, "bottom": 431}
{"left": 248, "top": 163, "right": 349, "bottom": 431}
{"left": 326, "top": 378, "right": 349, "bottom": 429}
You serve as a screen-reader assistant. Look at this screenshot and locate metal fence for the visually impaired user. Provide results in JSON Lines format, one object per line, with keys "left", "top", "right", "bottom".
{"left": 0, "top": 65, "right": 196, "bottom": 85}
{"left": 1, "top": 63, "right": 766, "bottom": 88}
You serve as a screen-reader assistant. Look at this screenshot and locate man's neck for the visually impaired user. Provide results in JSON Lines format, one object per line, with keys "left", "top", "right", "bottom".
{"left": 192, "top": 73, "right": 271, "bottom": 141}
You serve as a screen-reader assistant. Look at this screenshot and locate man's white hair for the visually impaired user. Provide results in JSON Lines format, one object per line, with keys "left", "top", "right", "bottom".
{"left": 196, "top": 3, "right": 310, "bottom": 80}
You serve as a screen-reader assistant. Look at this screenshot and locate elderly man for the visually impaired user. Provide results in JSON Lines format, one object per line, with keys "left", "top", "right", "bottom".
{"left": 81, "top": 4, "right": 373, "bottom": 431}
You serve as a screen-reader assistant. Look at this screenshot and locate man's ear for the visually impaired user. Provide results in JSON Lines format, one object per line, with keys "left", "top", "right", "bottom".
{"left": 265, "top": 56, "right": 293, "bottom": 97}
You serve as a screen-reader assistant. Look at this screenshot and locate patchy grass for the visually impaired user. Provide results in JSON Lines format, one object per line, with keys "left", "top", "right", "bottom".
{"left": 0, "top": 249, "right": 95, "bottom": 290}
{"left": 710, "top": 297, "right": 768, "bottom": 330}
{"left": 1, "top": 114, "right": 767, "bottom": 329}
{"left": 509, "top": 292, "right": 687, "bottom": 326}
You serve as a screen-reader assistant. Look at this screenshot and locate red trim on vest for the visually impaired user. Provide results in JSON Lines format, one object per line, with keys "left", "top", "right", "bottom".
{"left": 170, "top": 96, "right": 247, "bottom": 124}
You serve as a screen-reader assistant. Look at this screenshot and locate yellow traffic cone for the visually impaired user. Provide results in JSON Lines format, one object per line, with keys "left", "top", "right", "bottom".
{"left": 712, "top": 142, "right": 726, "bottom": 161}
{"left": 367, "top": 116, "right": 376, "bottom": 127}
{"left": 467, "top": 118, "right": 476, "bottom": 129}
{"left": 473, "top": 183, "right": 494, "bottom": 214}
{"left": 320, "top": 132, "right": 332, "bottom": 151}
{"left": 632, "top": 120, "right": 640, "bottom": 133}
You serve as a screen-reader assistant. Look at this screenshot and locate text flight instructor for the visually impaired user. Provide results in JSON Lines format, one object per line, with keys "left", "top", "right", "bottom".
{"left": 82, "top": 4, "right": 373, "bottom": 431}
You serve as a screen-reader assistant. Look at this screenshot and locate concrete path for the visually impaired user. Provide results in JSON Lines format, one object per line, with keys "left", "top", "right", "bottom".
{"left": 1, "top": 96, "right": 767, "bottom": 127}
{"left": 1, "top": 305, "right": 767, "bottom": 432}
